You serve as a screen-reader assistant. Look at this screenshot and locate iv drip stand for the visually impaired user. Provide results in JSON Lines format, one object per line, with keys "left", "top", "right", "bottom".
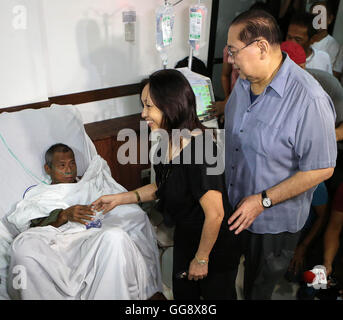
{"left": 188, "top": 46, "right": 193, "bottom": 70}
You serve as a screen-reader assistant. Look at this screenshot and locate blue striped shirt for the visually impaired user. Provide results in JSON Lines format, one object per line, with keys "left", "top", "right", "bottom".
{"left": 224, "top": 54, "right": 337, "bottom": 234}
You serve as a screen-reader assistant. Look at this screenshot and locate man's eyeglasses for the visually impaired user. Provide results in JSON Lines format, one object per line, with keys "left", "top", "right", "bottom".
{"left": 227, "top": 39, "right": 260, "bottom": 59}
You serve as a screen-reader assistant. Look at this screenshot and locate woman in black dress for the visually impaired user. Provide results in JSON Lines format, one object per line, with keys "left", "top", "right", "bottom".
{"left": 92, "top": 69, "right": 242, "bottom": 300}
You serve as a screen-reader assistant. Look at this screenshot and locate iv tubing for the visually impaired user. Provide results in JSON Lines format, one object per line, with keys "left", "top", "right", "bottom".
{"left": 0, "top": 132, "right": 49, "bottom": 185}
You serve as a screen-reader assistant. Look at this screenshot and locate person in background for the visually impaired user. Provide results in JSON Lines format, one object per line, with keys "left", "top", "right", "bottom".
{"left": 323, "top": 182, "right": 343, "bottom": 292}
{"left": 211, "top": 45, "right": 240, "bottom": 128}
{"left": 281, "top": 39, "right": 343, "bottom": 197}
{"left": 280, "top": 39, "right": 343, "bottom": 300}
{"left": 92, "top": 69, "right": 242, "bottom": 300}
{"left": 286, "top": 182, "right": 329, "bottom": 281}
{"left": 310, "top": 1, "right": 340, "bottom": 69}
{"left": 278, "top": 0, "right": 307, "bottom": 39}
{"left": 286, "top": 12, "right": 332, "bottom": 73}
{"left": 224, "top": 9, "right": 336, "bottom": 300}
{"left": 307, "top": 67, "right": 343, "bottom": 195}
{"left": 280, "top": 40, "right": 307, "bottom": 68}
{"left": 333, "top": 45, "right": 343, "bottom": 84}
{"left": 221, "top": 45, "right": 239, "bottom": 99}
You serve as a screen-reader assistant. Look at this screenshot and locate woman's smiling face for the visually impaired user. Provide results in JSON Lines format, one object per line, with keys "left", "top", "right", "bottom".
{"left": 141, "top": 84, "right": 163, "bottom": 131}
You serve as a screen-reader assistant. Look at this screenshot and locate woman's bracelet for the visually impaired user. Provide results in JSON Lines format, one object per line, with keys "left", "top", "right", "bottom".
{"left": 133, "top": 190, "right": 141, "bottom": 205}
{"left": 195, "top": 254, "right": 208, "bottom": 265}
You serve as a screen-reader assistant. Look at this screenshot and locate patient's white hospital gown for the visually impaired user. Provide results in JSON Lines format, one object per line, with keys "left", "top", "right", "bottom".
{"left": 6, "top": 156, "right": 162, "bottom": 300}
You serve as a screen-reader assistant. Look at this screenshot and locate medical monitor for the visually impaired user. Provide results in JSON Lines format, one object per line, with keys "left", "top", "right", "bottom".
{"left": 176, "top": 67, "right": 215, "bottom": 122}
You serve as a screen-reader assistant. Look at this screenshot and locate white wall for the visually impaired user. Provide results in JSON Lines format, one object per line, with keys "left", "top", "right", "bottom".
{"left": 0, "top": 0, "right": 49, "bottom": 107}
{"left": 0, "top": 0, "right": 213, "bottom": 124}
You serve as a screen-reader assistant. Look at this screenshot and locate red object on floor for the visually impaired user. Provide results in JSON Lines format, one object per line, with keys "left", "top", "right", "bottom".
{"left": 303, "top": 271, "right": 316, "bottom": 283}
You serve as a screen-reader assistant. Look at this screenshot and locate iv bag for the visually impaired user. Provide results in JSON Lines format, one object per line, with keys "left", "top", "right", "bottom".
{"left": 189, "top": 3, "right": 207, "bottom": 54}
{"left": 156, "top": 2, "right": 175, "bottom": 67}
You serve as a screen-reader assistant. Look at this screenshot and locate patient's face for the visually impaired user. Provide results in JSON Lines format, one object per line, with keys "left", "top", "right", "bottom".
{"left": 45, "top": 151, "right": 77, "bottom": 184}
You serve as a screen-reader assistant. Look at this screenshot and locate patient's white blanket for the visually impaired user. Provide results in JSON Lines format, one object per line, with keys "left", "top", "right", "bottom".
{"left": 6, "top": 155, "right": 161, "bottom": 300}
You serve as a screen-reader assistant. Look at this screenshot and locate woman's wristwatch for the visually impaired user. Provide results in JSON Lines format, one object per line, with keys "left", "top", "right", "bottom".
{"left": 195, "top": 255, "right": 208, "bottom": 265}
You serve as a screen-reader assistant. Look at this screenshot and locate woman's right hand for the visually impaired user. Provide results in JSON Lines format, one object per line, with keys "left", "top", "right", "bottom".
{"left": 91, "top": 194, "right": 121, "bottom": 214}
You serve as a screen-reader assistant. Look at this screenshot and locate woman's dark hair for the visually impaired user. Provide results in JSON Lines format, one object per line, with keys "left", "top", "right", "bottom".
{"left": 45, "top": 143, "right": 74, "bottom": 168}
{"left": 140, "top": 69, "right": 205, "bottom": 135}
{"left": 231, "top": 9, "right": 282, "bottom": 46}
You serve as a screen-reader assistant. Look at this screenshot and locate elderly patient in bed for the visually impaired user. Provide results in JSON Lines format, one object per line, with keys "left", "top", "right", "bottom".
{"left": 6, "top": 144, "right": 161, "bottom": 300}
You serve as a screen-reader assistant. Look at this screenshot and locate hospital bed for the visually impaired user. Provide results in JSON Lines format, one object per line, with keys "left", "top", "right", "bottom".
{"left": 0, "top": 104, "right": 162, "bottom": 300}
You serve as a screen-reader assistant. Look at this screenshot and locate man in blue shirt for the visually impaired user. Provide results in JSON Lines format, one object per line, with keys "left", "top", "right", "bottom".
{"left": 224, "top": 9, "right": 337, "bottom": 300}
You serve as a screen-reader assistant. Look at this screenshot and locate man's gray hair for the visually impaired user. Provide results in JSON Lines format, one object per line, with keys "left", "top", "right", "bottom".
{"left": 231, "top": 9, "right": 282, "bottom": 46}
{"left": 45, "top": 143, "right": 74, "bottom": 168}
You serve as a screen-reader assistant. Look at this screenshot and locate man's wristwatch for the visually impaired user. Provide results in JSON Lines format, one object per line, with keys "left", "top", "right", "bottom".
{"left": 261, "top": 190, "right": 272, "bottom": 208}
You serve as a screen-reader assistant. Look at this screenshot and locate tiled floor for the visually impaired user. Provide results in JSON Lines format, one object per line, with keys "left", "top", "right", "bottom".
{"left": 235, "top": 255, "right": 300, "bottom": 300}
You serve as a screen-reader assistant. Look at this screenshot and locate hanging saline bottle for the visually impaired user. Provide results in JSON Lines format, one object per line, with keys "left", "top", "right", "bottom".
{"left": 155, "top": 1, "right": 175, "bottom": 68}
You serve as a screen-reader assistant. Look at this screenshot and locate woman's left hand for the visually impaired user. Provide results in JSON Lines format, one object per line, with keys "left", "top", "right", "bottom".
{"left": 188, "top": 258, "right": 208, "bottom": 281}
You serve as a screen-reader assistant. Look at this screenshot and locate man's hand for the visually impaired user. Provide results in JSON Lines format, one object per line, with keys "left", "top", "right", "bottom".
{"left": 208, "top": 101, "right": 226, "bottom": 118}
{"left": 60, "top": 205, "right": 95, "bottom": 225}
{"left": 228, "top": 194, "right": 264, "bottom": 234}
